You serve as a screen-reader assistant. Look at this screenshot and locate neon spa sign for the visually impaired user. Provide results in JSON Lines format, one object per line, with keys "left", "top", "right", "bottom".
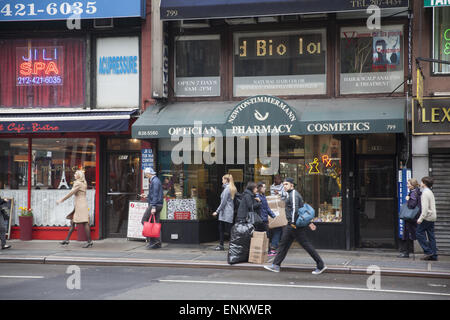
{"left": 16, "top": 46, "right": 63, "bottom": 86}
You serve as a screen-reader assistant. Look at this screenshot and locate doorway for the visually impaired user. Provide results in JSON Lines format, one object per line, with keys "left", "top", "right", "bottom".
{"left": 105, "top": 140, "right": 141, "bottom": 238}
{"left": 355, "top": 157, "right": 397, "bottom": 248}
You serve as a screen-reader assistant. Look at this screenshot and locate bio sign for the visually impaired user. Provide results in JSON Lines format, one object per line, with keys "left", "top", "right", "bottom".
{"left": 16, "top": 46, "right": 63, "bottom": 86}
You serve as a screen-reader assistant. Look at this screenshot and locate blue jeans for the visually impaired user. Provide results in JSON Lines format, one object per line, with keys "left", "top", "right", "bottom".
{"left": 270, "top": 227, "right": 282, "bottom": 250}
{"left": 416, "top": 220, "right": 437, "bottom": 258}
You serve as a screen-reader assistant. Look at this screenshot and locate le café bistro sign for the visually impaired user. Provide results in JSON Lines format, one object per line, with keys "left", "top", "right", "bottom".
{"left": 413, "top": 98, "right": 450, "bottom": 135}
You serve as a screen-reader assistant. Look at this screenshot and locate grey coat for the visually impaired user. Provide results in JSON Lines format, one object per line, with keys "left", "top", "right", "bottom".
{"left": 216, "top": 184, "right": 234, "bottom": 223}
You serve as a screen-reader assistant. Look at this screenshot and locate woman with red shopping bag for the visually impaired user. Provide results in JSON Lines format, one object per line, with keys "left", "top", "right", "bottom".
{"left": 141, "top": 167, "right": 164, "bottom": 249}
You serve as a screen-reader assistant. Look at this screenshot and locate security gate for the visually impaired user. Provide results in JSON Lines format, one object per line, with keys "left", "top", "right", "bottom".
{"left": 430, "top": 154, "right": 450, "bottom": 255}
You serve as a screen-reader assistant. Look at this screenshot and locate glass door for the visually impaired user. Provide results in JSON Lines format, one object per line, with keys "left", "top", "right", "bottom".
{"left": 106, "top": 152, "right": 141, "bottom": 237}
{"left": 356, "top": 157, "right": 396, "bottom": 248}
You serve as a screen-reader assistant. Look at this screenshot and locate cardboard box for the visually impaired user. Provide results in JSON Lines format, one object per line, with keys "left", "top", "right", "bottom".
{"left": 248, "top": 232, "right": 269, "bottom": 264}
{"left": 268, "top": 211, "right": 288, "bottom": 229}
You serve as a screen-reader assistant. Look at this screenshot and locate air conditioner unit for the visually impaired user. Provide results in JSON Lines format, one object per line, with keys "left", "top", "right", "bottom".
{"left": 257, "top": 16, "right": 279, "bottom": 23}
{"left": 180, "top": 19, "right": 210, "bottom": 28}
{"left": 281, "top": 15, "right": 299, "bottom": 22}
{"left": 94, "top": 18, "right": 114, "bottom": 28}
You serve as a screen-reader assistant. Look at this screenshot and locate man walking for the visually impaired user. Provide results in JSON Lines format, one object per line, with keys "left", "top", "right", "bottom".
{"left": 141, "top": 167, "right": 164, "bottom": 249}
{"left": 264, "top": 177, "right": 327, "bottom": 275}
{"left": 416, "top": 176, "right": 438, "bottom": 261}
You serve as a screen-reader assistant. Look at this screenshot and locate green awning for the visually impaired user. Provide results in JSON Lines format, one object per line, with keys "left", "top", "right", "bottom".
{"left": 132, "top": 97, "right": 405, "bottom": 138}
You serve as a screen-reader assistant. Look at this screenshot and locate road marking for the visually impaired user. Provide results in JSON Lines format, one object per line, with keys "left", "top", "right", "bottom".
{"left": 0, "top": 275, "right": 44, "bottom": 279}
{"left": 159, "top": 279, "right": 450, "bottom": 297}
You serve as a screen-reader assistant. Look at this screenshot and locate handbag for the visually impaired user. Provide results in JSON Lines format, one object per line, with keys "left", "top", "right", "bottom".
{"left": 399, "top": 203, "right": 420, "bottom": 221}
{"left": 142, "top": 213, "right": 161, "bottom": 238}
{"left": 246, "top": 200, "right": 264, "bottom": 229}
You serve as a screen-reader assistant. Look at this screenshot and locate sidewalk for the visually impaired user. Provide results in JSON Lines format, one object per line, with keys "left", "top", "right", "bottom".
{"left": 1, "top": 239, "right": 450, "bottom": 279}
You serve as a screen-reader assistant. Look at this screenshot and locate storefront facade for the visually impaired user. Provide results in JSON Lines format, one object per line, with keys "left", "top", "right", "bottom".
{"left": 411, "top": 2, "right": 450, "bottom": 255}
{"left": 132, "top": 0, "right": 412, "bottom": 249}
{"left": 0, "top": 0, "right": 151, "bottom": 240}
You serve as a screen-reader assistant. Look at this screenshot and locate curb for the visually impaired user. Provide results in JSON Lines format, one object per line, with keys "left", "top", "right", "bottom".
{"left": 1, "top": 255, "right": 450, "bottom": 279}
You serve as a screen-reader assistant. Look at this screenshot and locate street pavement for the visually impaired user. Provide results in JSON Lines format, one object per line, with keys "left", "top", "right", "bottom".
{"left": 1, "top": 238, "right": 450, "bottom": 279}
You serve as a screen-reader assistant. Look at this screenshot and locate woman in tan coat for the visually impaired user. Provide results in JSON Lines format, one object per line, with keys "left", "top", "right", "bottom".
{"left": 57, "top": 170, "right": 93, "bottom": 248}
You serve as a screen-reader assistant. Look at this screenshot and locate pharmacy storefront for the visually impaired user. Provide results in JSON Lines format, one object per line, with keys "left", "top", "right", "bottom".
{"left": 133, "top": 95, "right": 406, "bottom": 249}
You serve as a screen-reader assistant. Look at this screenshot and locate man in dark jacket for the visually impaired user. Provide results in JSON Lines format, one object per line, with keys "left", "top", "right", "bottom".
{"left": 264, "top": 177, "right": 326, "bottom": 275}
{"left": 0, "top": 197, "right": 11, "bottom": 250}
{"left": 141, "top": 167, "right": 164, "bottom": 249}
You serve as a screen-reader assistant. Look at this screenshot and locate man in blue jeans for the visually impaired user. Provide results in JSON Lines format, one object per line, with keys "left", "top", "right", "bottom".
{"left": 141, "top": 167, "right": 164, "bottom": 249}
{"left": 416, "top": 176, "right": 438, "bottom": 261}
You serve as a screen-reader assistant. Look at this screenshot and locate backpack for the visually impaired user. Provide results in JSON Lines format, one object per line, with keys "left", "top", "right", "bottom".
{"left": 296, "top": 203, "right": 315, "bottom": 227}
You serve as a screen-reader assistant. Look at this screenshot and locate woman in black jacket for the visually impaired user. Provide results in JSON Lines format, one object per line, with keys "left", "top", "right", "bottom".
{"left": 236, "top": 182, "right": 261, "bottom": 222}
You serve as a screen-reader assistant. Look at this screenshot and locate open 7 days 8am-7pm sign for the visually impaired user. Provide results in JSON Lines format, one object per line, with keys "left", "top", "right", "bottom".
{"left": 0, "top": 0, "right": 146, "bottom": 21}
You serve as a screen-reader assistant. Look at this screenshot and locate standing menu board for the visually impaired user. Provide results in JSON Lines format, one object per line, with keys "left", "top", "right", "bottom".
{"left": 127, "top": 201, "right": 148, "bottom": 240}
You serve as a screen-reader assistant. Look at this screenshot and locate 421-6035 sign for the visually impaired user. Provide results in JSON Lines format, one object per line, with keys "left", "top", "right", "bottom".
{"left": 412, "top": 98, "right": 450, "bottom": 135}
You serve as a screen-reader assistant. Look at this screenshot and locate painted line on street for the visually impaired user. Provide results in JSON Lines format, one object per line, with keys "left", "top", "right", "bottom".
{"left": 158, "top": 279, "right": 450, "bottom": 297}
{"left": 0, "top": 275, "right": 45, "bottom": 279}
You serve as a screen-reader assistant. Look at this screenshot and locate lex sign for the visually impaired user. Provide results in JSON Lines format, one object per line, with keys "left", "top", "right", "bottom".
{"left": 412, "top": 98, "right": 450, "bottom": 135}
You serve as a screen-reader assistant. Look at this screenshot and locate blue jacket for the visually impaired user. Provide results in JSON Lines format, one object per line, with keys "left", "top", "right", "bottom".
{"left": 148, "top": 176, "right": 163, "bottom": 208}
{"left": 256, "top": 194, "right": 276, "bottom": 223}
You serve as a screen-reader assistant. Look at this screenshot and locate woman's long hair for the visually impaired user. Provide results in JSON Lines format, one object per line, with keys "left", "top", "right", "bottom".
{"left": 75, "top": 170, "right": 87, "bottom": 185}
{"left": 223, "top": 174, "right": 237, "bottom": 200}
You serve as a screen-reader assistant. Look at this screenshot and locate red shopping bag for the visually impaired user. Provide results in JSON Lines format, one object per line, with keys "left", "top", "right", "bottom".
{"left": 142, "top": 213, "right": 161, "bottom": 238}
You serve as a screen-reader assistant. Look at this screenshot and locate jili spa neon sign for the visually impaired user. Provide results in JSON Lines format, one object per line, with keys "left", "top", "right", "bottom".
{"left": 16, "top": 46, "right": 63, "bottom": 86}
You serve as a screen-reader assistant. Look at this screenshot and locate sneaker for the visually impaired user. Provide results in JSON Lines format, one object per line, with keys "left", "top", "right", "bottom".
{"left": 214, "top": 245, "right": 224, "bottom": 251}
{"left": 268, "top": 250, "right": 277, "bottom": 257}
{"left": 263, "top": 264, "right": 280, "bottom": 273}
{"left": 420, "top": 254, "right": 433, "bottom": 261}
{"left": 397, "top": 253, "right": 409, "bottom": 258}
{"left": 1, "top": 244, "right": 11, "bottom": 250}
{"left": 312, "top": 266, "right": 327, "bottom": 275}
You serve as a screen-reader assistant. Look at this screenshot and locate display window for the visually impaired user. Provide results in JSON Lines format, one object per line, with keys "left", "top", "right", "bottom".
{"left": 158, "top": 135, "right": 342, "bottom": 223}
{"left": 340, "top": 25, "right": 404, "bottom": 94}
{"left": 174, "top": 35, "right": 221, "bottom": 97}
{"left": 0, "top": 38, "right": 86, "bottom": 107}
{"left": 433, "top": 7, "right": 450, "bottom": 74}
{"left": 233, "top": 29, "right": 327, "bottom": 97}
{"left": 0, "top": 137, "right": 96, "bottom": 227}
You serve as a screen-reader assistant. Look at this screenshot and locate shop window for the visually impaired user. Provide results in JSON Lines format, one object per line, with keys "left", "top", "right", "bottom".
{"left": 340, "top": 25, "right": 404, "bottom": 94}
{"left": 0, "top": 38, "right": 86, "bottom": 108}
{"left": 174, "top": 35, "right": 221, "bottom": 97}
{"left": 158, "top": 138, "right": 220, "bottom": 221}
{"left": 433, "top": 7, "right": 450, "bottom": 74}
{"left": 280, "top": 135, "right": 342, "bottom": 223}
{"left": 233, "top": 29, "right": 327, "bottom": 97}
{"left": 107, "top": 138, "right": 142, "bottom": 151}
{"left": 0, "top": 138, "right": 29, "bottom": 227}
{"left": 31, "top": 138, "right": 96, "bottom": 227}
{"left": 356, "top": 134, "right": 396, "bottom": 155}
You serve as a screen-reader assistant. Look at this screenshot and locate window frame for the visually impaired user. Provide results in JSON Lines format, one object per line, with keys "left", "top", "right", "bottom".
{"left": 232, "top": 28, "right": 328, "bottom": 98}
{"left": 173, "top": 34, "right": 222, "bottom": 98}
{"left": 432, "top": 7, "right": 450, "bottom": 75}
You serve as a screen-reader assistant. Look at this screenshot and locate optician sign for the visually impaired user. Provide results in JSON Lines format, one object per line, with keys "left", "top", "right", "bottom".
{"left": 0, "top": 0, "right": 145, "bottom": 21}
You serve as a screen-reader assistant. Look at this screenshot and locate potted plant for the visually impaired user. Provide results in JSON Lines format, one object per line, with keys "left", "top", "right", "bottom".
{"left": 19, "top": 207, "right": 33, "bottom": 241}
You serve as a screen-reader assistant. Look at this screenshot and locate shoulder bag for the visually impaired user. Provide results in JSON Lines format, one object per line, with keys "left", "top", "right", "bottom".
{"left": 142, "top": 213, "right": 162, "bottom": 238}
{"left": 399, "top": 203, "right": 420, "bottom": 221}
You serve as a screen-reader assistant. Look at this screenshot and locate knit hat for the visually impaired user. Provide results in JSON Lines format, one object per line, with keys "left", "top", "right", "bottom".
{"left": 284, "top": 177, "right": 295, "bottom": 185}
